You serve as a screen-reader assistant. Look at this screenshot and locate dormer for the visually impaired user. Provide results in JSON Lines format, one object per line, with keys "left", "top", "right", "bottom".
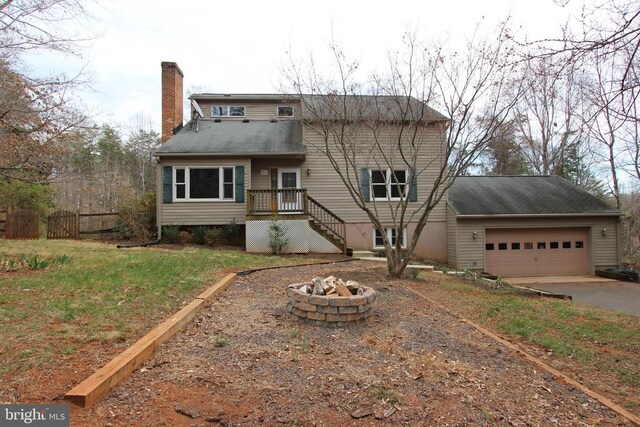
{"left": 189, "top": 94, "right": 300, "bottom": 122}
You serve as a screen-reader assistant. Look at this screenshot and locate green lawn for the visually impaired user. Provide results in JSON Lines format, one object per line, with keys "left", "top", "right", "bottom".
{"left": 0, "top": 240, "right": 322, "bottom": 378}
{"left": 418, "top": 273, "right": 640, "bottom": 411}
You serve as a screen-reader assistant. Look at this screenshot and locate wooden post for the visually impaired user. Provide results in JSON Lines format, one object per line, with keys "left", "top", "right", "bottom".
{"left": 75, "top": 211, "right": 80, "bottom": 239}
{"left": 6, "top": 208, "right": 12, "bottom": 239}
{"left": 303, "top": 189, "right": 308, "bottom": 215}
{"left": 343, "top": 223, "right": 347, "bottom": 255}
{"left": 271, "top": 190, "right": 277, "bottom": 214}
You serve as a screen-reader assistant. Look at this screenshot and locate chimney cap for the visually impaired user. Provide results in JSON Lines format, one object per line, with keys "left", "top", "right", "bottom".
{"left": 161, "top": 61, "right": 184, "bottom": 78}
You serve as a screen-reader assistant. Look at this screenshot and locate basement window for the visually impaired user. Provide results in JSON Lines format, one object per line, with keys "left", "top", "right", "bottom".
{"left": 211, "top": 105, "right": 246, "bottom": 117}
{"left": 373, "top": 227, "right": 407, "bottom": 249}
{"left": 277, "top": 106, "right": 294, "bottom": 117}
{"left": 173, "top": 166, "right": 235, "bottom": 201}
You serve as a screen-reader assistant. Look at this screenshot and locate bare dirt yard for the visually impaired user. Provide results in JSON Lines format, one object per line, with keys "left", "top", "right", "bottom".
{"left": 71, "top": 261, "right": 633, "bottom": 426}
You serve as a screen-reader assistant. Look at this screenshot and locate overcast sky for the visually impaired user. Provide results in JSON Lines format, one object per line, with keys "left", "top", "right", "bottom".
{"left": 25, "top": 0, "right": 583, "bottom": 132}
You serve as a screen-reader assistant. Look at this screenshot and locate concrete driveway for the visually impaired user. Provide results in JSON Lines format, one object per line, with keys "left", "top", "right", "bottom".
{"left": 507, "top": 275, "right": 640, "bottom": 317}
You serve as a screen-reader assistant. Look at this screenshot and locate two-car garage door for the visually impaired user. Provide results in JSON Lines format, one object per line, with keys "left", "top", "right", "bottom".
{"left": 485, "top": 228, "right": 590, "bottom": 276}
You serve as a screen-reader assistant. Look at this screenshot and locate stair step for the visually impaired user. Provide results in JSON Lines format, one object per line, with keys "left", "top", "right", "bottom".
{"left": 308, "top": 221, "right": 343, "bottom": 251}
{"left": 352, "top": 250, "right": 376, "bottom": 258}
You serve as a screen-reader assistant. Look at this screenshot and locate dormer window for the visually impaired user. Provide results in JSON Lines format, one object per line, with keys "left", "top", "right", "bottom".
{"left": 212, "top": 106, "right": 245, "bottom": 117}
{"left": 277, "top": 106, "right": 294, "bottom": 117}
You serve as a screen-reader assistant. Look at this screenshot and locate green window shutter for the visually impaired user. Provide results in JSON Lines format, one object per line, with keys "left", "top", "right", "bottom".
{"left": 408, "top": 174, "right": 417, "bottom": 202}
{"left": 163, "top": 166, "right": 172, "bottom": 204}
{"left": 361, "top": 168, "right": 370, "bottom": 202}
{"left": 235, "top": 166, "right": 245, "bottom": 203}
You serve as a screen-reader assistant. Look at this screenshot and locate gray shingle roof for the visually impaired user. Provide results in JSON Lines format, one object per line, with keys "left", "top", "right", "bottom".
{"left": 303, "top": 94, "right": 449, "bottom": 123}
{"left": 190, "top": 94, "right": 297, "bottom": 102}
{"left": 448, "top": 176, "right": 620, "bottom": 216}
{"left": 155, "top": 120, "right": 305, "bottom": 156}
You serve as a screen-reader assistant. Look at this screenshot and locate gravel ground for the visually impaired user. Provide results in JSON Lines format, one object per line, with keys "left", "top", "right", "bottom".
{"left": 72, "top": 261, "right": 631, "bottom": 426}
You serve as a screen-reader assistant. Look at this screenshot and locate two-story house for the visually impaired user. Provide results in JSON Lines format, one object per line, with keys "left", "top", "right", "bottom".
{"left": 156, "top": 62, "right": 621, "bottom": 276}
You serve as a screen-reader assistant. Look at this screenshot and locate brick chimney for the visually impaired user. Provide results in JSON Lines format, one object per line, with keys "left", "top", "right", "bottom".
{"left": 161, "top": 61, "right": 184, "bottom": 143}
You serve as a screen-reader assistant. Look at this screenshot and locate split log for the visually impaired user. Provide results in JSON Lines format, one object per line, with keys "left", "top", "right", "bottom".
{"left": 312, "top": 277, "right": 325, "bottom": 295}
{"left": 324, "top": 275, "right": 337, "bottom": 286}
{"left": 346, "top": 280, "right": 360, "bottom": 291}
{"left": 335, "top": 283, "right": 352, "bottom": 297}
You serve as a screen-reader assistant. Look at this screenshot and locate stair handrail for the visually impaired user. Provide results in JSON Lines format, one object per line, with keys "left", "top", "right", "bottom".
{"left": 306, "top": 195, "right": 346, "bottom": 250}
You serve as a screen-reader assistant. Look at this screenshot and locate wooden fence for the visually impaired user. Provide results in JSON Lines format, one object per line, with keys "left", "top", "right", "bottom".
{"left": 78, "top": 212, "right": 120, "bottom": 236}
{"left": 46, "top": 211, "right": 119, "bottom": 239}
{"left": 5, "top": 208, "right": 40, "bottom": 240}
{"left": 47, "top": 210, "right": 79, "bottom": 239}
{"left": 0, "top": 210, "right": 6, "bottom": 238}
{"left": 0, "top": 209, "right": 119, "bottom": 240}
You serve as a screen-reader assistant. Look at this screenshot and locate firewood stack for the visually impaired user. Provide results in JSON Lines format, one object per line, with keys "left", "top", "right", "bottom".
{"left": 298, "top": 276, "right": 364, "bottom": 297}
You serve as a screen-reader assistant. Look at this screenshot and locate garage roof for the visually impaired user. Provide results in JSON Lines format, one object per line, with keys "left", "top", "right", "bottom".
{"left": 448, "top": 176, "right": 620, "bottom": 216}
{"left": 155, "top": 120, "right": 305, "bottom": 156}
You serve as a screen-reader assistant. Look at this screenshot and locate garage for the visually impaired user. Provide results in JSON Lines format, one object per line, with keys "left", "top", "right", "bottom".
{"left": 485, "top": 227, "right": 590, "bottom": 276}
{"left": 447, "top": 176, "right": 621, "bottom": 275}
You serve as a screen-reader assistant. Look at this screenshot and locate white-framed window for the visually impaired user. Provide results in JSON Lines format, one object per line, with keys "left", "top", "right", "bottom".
{"left": 373, "top": 227, "right": 408, "bottom": 249}
{"left": 211, "top": 105, "right": 246, "bottom": 117}
{"left": 173, "top": 166, "right": 235, "bottom": 201}
{"left": 277, "top": 106, "right": 294, "bottom": 117}
{"left": 370, "top": 168, "right": 408, "bottom": 200}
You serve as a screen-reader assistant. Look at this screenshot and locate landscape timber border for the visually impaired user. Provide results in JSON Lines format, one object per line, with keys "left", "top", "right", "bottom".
{"left": 65, "top": 273, "right": 237, "bottom": 408}
{"left": 406, "top": 285, "right": 640, "bottom": 427}
{"left": 64, "top": 257, "right": 355, "bottom": 409}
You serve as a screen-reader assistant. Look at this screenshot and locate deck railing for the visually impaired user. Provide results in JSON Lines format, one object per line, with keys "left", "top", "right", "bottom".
{"left": 247, "top": 189, "right": 307, "bottom": 214}
{"left": 247, "top": 189, "right": 346, "bottom": 253}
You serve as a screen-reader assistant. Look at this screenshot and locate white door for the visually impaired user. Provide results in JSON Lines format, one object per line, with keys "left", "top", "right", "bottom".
{"left": 277, "top": 168, "right": 302, "bottom": 212}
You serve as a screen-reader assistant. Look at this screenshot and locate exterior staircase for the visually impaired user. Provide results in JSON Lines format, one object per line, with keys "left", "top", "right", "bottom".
{"left": 308, "top": 220, "right": 345, "bottom": 253}
{"left": 307, "top": 195, "right": 346, "bottom": 254}
{"left": 246, "top": 189, "right": 347, "bottom": 254}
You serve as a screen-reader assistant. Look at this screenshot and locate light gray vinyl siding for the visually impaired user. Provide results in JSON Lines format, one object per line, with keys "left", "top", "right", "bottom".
{"left": 447, "top": 205, "right": 457, "bottom": 267}
{"left": 454, "top": 216, "right": 619, "bottom": 271}
{"left": 300, "top": 125, "right": 447, "bottom": 223}
{"left": 195, "top": 101, "right": 300, "bottom": 121}
{"left": 592, "top": 221, "right": 619, "bottom": 266}
{"left": 251, "top": 159, "right": 303, "bottom": 189}
{"left": 158, "top": 157, "right": 250, "bottom": 225}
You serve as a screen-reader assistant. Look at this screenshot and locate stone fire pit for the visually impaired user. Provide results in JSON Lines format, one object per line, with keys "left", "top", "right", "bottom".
{"left": 286, "top": 276, "right": 377, "bottom": 327}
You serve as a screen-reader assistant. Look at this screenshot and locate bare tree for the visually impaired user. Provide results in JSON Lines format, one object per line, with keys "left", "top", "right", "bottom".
{"left": 0, "top": 0, "right": 94, "bottom": 184}
{"left": 479, "top": 116, "right": 530, "bottom": 176}
{"left": 284, "top": 29, "right": 521, "bottom": 276}
{"left": 513, "top": 56, "right": 587, "bottom": 176}
{"left": 0, "top": 59, "right": 87, "bottom": 182}
{"left": 0, "top": 0, "right": 93, "bottom": 58}
{"left": 527, "top": 0, "right": 640, "bottom": 126}
{"left": 124, "top": 114, "right": 160, "bottom": 194}
{"left": 579, "top": 48, "right": 638, "bottom": 207}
